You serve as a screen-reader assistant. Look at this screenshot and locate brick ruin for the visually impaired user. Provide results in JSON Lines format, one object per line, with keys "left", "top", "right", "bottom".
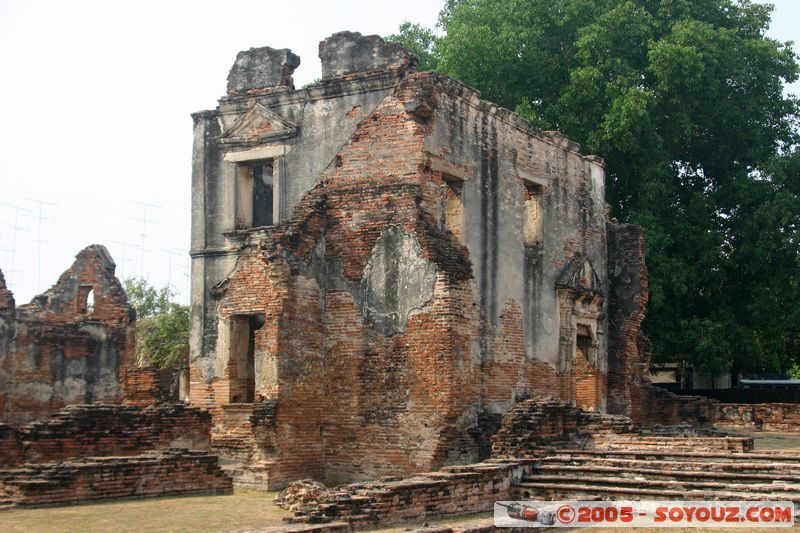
{"left": 0, "top": 248, "right": 231, "bottom": 508}
{"left": 189, "top": 31, "right": 712, "bottom": 490}
{"left": 0, "top": 31, "right": 792, "bottom": 521}
{"left": 0, "top": 245, "right": 163, "bottom": 424}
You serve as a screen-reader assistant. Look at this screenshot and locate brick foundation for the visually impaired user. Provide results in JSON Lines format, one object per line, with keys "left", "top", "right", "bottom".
{"left": 282, "top": 461, "right": 530, "bottom": 527}
{"left": 0, "top": 449, "right": 231, "bottom": 508}
{"left": 716, "top": 403, "right": 800, "bottom": 431}
{"left": 491, "top": 397, "right": 747, "bottom": 458}
{"left": 0, "top": 403, "right": 211, "bottom": 468}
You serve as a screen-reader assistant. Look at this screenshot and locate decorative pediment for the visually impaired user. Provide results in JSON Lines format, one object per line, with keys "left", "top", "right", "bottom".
{"left": 218, "top": 104, "right": 298, "bottom": 147}
{"left": 556, "top": 254, "right": 603, "bottom": 296}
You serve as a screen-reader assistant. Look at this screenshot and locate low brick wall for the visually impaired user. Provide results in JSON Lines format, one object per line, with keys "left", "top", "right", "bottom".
{"left": 490, "top": 398, "right": 746, "bottom": 457}
{"left": 285, "top": 461, "right": 530, "bottom": 527}
{"left": 0, "top": 403, "right": 211, "bottom": 467}
{"left": 0, "top": 449, "right": 231, "bottom": 507}
{"left": 491, "top": 398, "right": 637, "bottom": 457}
{"left": 716, "top": 403, "right": 800, "bottom": 431}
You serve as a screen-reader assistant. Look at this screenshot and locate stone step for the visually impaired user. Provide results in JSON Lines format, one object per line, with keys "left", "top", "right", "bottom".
{"left": 520, "top": 474, "right": 800, "bottom": 495}
{"left": 549, "top": 449, "right": 800, "bottom": 462}
{"left": 541, "top": 455, "right": 800, "bottom": 474}
{"left": 601, "top": 437, "right": 753, "bottom": 453}
{"left": 533, "top": 463, "right": 800, "bottom": 484}
{"left": 512, "top": 481, "right": 800, "bottom": 503}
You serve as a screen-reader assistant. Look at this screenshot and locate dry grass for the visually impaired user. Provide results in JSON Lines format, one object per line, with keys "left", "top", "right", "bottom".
{"left": 727, "top": 429, "right": 800, "bottom": 451}
{"left": 0, "top": 488, "right": 289, "bottom": 533}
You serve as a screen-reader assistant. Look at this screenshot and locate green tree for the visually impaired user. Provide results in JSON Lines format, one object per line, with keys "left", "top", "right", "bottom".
{"left": 124, "top": 278, "right": 189, "bottom": 371}
{"left": 393, "top": 0, "right": 800, "bottom": 380}
{"left": 386, "top": 21, "right": 441, "bottom": 71}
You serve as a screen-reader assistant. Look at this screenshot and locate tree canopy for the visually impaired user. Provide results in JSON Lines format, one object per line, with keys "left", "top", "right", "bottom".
{"left": 387, "top": 0, "right": 800, "bottom": 380}
{"left": 124, "top": 278, "right": 189, "bottom": 371}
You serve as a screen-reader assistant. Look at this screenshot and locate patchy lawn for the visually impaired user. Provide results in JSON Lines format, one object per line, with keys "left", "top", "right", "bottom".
{"left": 721, "top": 428, "right": 800, "bottom": 450}
{"left": 0, "top": 488, "right": 289, "bottom": 533}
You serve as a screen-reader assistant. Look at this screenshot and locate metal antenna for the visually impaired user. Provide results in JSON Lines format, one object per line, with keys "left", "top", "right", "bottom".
{"left": 20, "top": 198, "right": 55, "bottom": 290}
{"left": 108, "top": 240, "right": 142, "bottom": 281}
{"left": 127, "top": 201, "right": 160, "bottom": 278}
{"left": 0, "top": 202, "right": 30, "bottom": 287}
{"left": 158, "top": 247, "right": 187, "bottom": 289}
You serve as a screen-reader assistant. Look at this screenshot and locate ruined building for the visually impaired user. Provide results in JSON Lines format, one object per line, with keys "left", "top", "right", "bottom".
{"left": 0, "top": 245, "right": 158, "bottom": 424}
{"left": 189, "top": 32, "right": 711, "bottom": 489}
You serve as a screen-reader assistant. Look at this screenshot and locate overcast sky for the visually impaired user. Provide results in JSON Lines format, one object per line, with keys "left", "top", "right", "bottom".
{"left": 0, "top": 0, "right": 797, "bottom": 305}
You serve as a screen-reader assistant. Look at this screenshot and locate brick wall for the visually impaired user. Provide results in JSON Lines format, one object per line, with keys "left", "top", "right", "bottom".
{"left": 282, "top": 461, "right": 529, "bottom": 527}
{"left": 0, "top": 403, "right": 211, "bottom": 468}
{"left": 716, "top": 403, "right": 800, "bottom": 431}
{"left": 0, "top": 270, "right": 13, "bottom": 418}
{"left": 491, "top": 397, "right": 748, "bottom": 457}
{"left": 491, "top": 398, "right": 636, "bottom": 457}
{"left": 1, "top": 449, "right": 231, "bottom": 508}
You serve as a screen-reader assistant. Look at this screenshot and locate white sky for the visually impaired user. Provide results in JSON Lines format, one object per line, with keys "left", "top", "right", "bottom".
{"left": 0, "top": 0, "right": 797, "bottom": 305}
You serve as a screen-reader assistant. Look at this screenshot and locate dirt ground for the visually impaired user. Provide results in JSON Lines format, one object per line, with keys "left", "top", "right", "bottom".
{"left": 1, "top": 428, "right": 798, "bottom": 532}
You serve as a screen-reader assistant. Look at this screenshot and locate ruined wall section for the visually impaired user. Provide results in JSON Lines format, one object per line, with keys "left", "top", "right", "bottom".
{"left": 314, "top": 82, "right": 475, "bottom": 482}
{"left": 0, "top": 270, "right": 15, "bottom": 417}
{"left": 606, "top": 222, "right": 648, "bottom": 414}
{"left": 425, "top": 75, "right": 609, "bottom": 413}
{"left": 607, "top": 223, "right": 715, "bottom": 427}
{"left": 2, "top": 245, "right": 137, "bottom": 423}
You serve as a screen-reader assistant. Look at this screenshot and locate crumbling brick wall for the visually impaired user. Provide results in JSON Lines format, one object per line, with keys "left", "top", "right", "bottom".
{"left": 606, "top": 223, "right": 715, "bottom": 427}
{"left": 0, "top": 245, "right": 152, "bottom": 423}
{"left": 716, "top": 403, "right": 800, "bottom": 431}
{"left": 1, "top": 449, "right": 232, "bottom": 508}
{"left": 491, "top": 397, "right": 636, "bottom": 457}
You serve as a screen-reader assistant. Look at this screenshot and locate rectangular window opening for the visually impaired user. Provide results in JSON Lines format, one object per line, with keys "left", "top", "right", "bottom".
{"left": 236, "top": 159, "right": 274, "bottom": 229}
{"left": 443, "top": 175, "right": 464, "bottom": 244}
{"left": 523, "top": 180, "right": 544, "bottom": 246}
{"left": 76, "top": 285, "right": 94, "bottom": 314}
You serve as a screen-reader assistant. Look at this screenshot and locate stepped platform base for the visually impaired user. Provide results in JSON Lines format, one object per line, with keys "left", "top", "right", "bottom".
{"left": 0, "top": 448, "right": 232, "bottom": 509}
{"left": 513, "top": 446, "right": 800, "bottom": 515}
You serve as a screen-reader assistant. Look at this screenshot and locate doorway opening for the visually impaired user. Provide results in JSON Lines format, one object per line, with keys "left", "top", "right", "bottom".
{"left": 574, "top": 329, "right": 597, "bottom": 411}
{"left": 229, "top": 314, "right": 265, "bottom": 403}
